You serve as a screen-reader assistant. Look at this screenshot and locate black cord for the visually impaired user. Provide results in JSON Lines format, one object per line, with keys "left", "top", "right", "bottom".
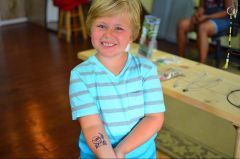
{"left": 226, "top": 89, "right": 240, "bottom": 108}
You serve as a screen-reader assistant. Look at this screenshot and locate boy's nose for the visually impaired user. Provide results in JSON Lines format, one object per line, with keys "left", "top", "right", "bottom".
{"left": 103, "top": 28, "right": 114, "bottom": 37}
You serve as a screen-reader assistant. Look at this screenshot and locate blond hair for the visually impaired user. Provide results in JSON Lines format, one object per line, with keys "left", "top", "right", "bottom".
{"left": 86, "top": 0, "right": 142, "bottom": 41}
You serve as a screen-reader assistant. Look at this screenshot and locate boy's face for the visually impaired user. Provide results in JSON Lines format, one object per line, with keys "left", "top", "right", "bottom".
{"left": 90, "top": 12, "right": 133, "bottom": 58}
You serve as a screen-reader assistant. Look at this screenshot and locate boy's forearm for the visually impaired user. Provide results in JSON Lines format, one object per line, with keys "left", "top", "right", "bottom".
{"left": 78, "top": 114, "right": 117, "bottom": 158}
{"left": 115, "top": 112, "right": 164, "bottom": 155}
{"left": 81, "top": 124, "right": 117, "bottom": 158}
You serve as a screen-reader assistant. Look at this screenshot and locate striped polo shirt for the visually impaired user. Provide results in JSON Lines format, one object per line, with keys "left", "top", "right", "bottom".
{"left": 69, "top": 53, "right": 166, "bottom": 158}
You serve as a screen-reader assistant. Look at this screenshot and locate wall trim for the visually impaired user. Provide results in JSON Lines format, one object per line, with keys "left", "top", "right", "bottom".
{"left": 0, "top": 17, "right": 28, "bottom": 27}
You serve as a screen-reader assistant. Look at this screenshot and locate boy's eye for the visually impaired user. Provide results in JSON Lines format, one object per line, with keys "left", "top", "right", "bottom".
{"left": 115, "top": 27, "right": 123, "bottom": 31}
{"left": 97, "top": 24, "right": 106, "bottom": 29}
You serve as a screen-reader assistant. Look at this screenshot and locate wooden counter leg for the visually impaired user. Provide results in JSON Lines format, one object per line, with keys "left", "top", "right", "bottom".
{"left": 233, "top": 124, "right": 240, "bottom": 158}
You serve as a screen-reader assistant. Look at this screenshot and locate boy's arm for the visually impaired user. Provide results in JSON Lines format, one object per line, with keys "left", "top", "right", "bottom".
{"left": 114, "top": 112, "right": 164, "bottom": 156}
{"left": 78, "top": 114, "right": 117, "bottom": 158}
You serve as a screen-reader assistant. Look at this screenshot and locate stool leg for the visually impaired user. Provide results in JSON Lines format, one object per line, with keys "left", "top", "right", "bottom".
{"left": 72, "top": 8, "right": 79, "bottom": 37}
{"left": 78, "top": 5, "right": 88, "bottom": 40}
{"left": 58, "top": 10, "right": 64, "bottom": 38}
{"left": 66, "top": 11, "right": 71, "bottom": 43}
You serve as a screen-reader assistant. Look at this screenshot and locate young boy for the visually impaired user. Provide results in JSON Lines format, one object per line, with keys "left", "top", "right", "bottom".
{"left": 69, "top": 0, "right": 165, "bottom": 158}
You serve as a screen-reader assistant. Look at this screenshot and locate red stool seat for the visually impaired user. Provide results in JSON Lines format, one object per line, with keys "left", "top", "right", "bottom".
{"left": 53, "top": 0, "right": 88, "bottom": 11}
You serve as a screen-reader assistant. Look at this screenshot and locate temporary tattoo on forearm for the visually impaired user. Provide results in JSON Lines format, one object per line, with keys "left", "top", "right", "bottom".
{"left": 92, "top": 133, "right": 107, "bottom": 149}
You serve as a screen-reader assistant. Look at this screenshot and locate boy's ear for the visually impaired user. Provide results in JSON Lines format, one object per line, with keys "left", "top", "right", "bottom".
{"left": 130, "top": 36, "right": 134, "bottom": 42}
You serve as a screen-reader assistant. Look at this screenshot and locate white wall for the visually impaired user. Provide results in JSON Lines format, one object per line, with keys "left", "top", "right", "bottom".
{"left": 46, "top": 0, "right": 58, "bottom": 23}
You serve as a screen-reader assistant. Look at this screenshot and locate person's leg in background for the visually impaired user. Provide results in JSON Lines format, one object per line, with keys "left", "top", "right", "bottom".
{"left": 197, "top": 21, "right": 216, "bottom": 63}
{"left": 177, "top": 18, "right": 195, "bottom": 57}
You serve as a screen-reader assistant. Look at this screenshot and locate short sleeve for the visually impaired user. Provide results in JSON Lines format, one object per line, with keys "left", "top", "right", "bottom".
{"left": 69, "top": 70, "right": 99, "bottom": 120}
{"left": 143, "top": 64, "right": 166, "bottom": 114}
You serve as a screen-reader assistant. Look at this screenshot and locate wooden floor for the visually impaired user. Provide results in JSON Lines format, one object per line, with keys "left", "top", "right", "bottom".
{"left": 0, "top": 23, "right": 93, "bottom": 158}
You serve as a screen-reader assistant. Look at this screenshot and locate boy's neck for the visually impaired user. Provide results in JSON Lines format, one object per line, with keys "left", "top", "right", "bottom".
{"left": 96, "top": 52, "right": 128, "bottom": 75}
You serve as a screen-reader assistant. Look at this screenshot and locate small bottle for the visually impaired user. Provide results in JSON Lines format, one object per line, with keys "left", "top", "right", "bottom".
{"left": 138, "top": 15, "right": 160, "bottom": 58}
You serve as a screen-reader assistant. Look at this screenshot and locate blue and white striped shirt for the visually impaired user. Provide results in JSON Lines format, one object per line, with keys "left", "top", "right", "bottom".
{"left": 69, "top": 53, "right": 165, "bottom": 158}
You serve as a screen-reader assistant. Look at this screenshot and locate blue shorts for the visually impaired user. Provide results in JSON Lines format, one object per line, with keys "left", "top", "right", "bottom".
{"left": 209, "top": 18, "right": 230, "bottom": 34}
